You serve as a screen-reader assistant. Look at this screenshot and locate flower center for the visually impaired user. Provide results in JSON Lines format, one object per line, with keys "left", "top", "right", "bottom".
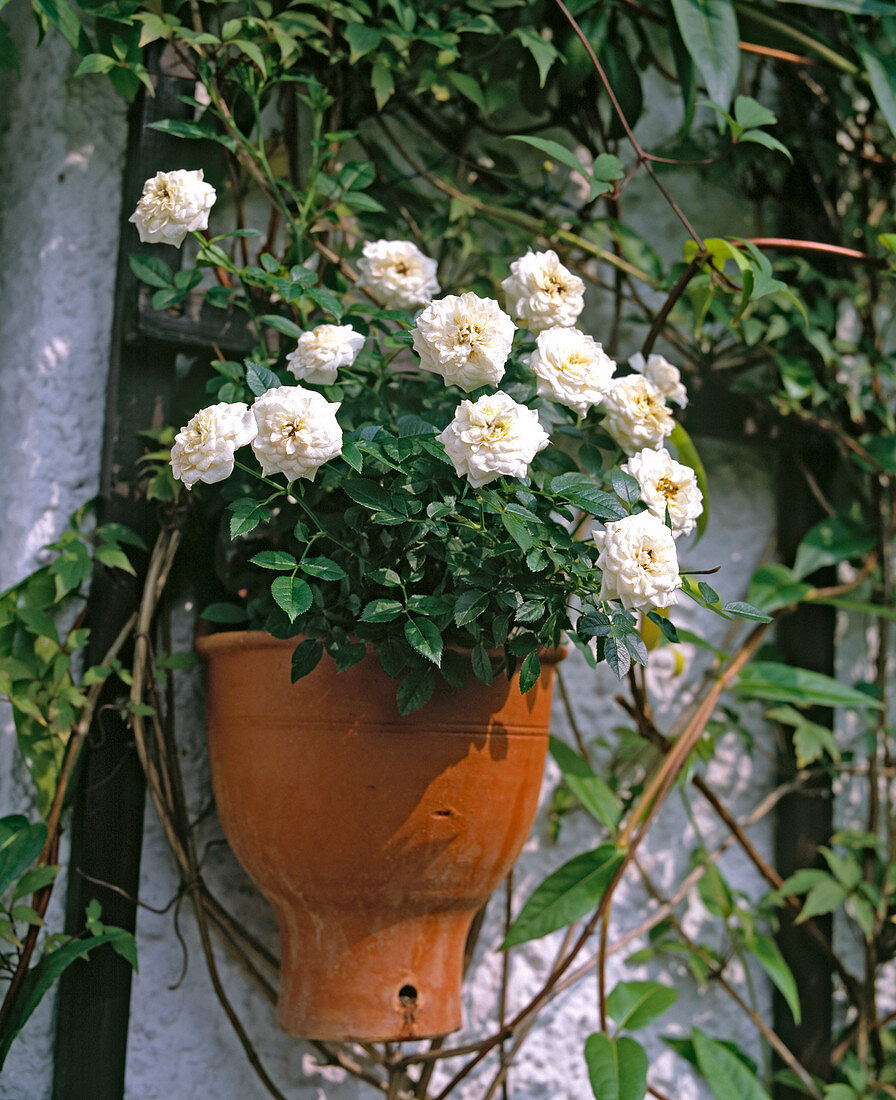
{"left": 485, "top": 417, "right": 510, "bottom": 441}
{"left": 393, "top": 261, "right": 409, "bottom": 275}
{"left": 284, "top": 417, "right": 307, "bottom": 440}
{"left": 655, "top": 475, "right": 678, "bottom": 501}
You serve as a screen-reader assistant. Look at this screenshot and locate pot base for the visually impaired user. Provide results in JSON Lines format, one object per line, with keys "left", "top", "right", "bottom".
{"left": 276, "top": 907, "right": 468, "bottom": 1041}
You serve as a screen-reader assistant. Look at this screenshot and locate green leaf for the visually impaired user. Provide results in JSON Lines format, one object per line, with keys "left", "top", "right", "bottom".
{"left": 767, "top": 705, "right": 840, "bottom": 766}
{"left": 549, "top": 737, "right": 621, "bottom": 831}
{"left": 404, "top": 617, "right": 442, "bottom": 666}
{"left": 291, "top": 638, "right": 323, "bottom": 682}
{"left": 747, "top": 564, "right": 811, "bottom": 613}
{"left": 270, "top": 576, "right": 313, "bottom": 623}
{"left": 472, "top": 644, "right": 493, "bottom": 685}
{"left": 0, "top": 927, "right": 137, "bottom": 1068}
{"left": 299, "top": 556, "right": 347, "bottom": 580}
{"left": 229, "top": 498, "right": 272, "bottom": 538}
{"left": 360, "top": 599, "right": 404, "bottom": 623}
{"left": 507, "top": 134, "right": 588, "bottom": 178}
{"left": 669, "top": 0, "right": 740, "bottom": 111}
{"left": 370, "top": 62, "right": 394, "bottom": 110}
{"left": 245, "top": 362, "right": 281, "bottom": 397}
{"left": 250, "top": 550, "right": 298, "bottom": 571}
{"left": 737, "top": 661, "right": 884, "bottom": 711}
{"left": 128, "top": 254, "right": 173, "bottom": 289}
{"left": 795, "top": 878, "right": 848, "bottom": 923}
{"left": 722, "top": 602, "right": 771, "bottom": 622}
{"left": 584, "top": 1033, "right": 648, "bottom": 1100}
{"left": 13, "top": 864, "right": 59, "bottom": 900}
{"left": 345, "top": 21, "right": 382, "bottom": 61}
{"left": 550, "top": 474, "right": 627, "bottom": 521}
{"left": 258, "top": 314, "right": 304, "bottom": 339}
{"left": 691, "top": 1029, "right": 772, "bottom": 1100}
{"left": 511, "top": 26, "right": 562, "bottom": 87}
{"left": 200, "top": 602, "right": 248, "bottom": 624}
{"left": 500, "top": 510, "right": 533, "bottom": 551}
{"left": 396, "top": 665, "right": 435, "bottom": 714}
{"left": 0, "top": 820, "right": 46, "bottom": 897}
{"left": 737, "top": 129, "right": 792, "bottom": 161}
{"left": 454, "top": 590, "right": 489, "bottom": 627}
{"left": 606, "top": 981, "right": 678, "bottom": 1031}
{"left": 783, "top": 0, "right": 894, "bottom": 13}
{"left": 518, "top": 651, "right": 541, "bottom": 694}
{"left": 791, "top": 517, "right": 876, "bottom": 581}
{"left": 502, "top": 843, "right": 623, "bottom": 948}
{"left": 745, "top": 933, "right": 801, "bottom": 1025}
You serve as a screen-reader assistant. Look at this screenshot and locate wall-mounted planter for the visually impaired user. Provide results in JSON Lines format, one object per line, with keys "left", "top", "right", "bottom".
{"left": 196, "top": 631, "right": 562, "bottom": 1042}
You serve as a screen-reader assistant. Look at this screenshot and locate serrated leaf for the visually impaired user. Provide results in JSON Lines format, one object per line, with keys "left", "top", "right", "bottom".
{"left": 500, "top": 510, "right": 533, "bottom": 551}
{"left": 249, "top": 550, "right": 298, "bottom": 571}
{"left": 396, "top": 665, "right": 435, "bottom": 714}
{"left": 472, "top": 644, "right": 493, "bottom": 685}
{"left": 607, "top": 980, "right": 678, "bottom": 1031}
{"left": 359, "top": 599, "right": 403, "bottom": 623}
{"left": 128, "top": 254, "right": 173, "bottom": 289}
{"left": 270, "top": 576, "right": 313, "bottom": 623}
{"left": 404, "top": 617, "right": 442, "bottom": 666}
{"left": 229, "top": 498, "right": 272, "bottom": 538}
{"left": 502, "top": 843, "right": 623, "bottom": 948}
{"left": 584, "top": 1033, "right": 648, "bottom": 1100}
{"left": 299, "top": 556, "right": 347, "bottom": 580}
{"left": 259, "top": 314, "right": 304, "bottom": 339}
{"left": 291, "top": 638, "right": 323, "bottom": 681}
{"left": 245, "top": 362, "right": 281, "bottom": 397}
{"left": 518, "top": 651, "right": 541, "bottom": 693}
{"left": 454, "top": 590, "right": 489, "bottom": 627}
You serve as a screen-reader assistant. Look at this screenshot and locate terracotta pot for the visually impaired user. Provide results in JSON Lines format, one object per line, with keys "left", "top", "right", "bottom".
{"left": 196, "top": 630, "right": 562, "bottom": 1042}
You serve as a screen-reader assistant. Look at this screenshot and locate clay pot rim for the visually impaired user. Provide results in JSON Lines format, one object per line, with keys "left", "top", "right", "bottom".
{"left": 195, "top": 629, "right": 567, "bottom": 666}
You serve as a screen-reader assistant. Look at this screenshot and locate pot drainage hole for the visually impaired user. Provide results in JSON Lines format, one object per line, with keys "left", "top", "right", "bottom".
{"left": 398, "top": 985, "right": 418, "bottom": 1007}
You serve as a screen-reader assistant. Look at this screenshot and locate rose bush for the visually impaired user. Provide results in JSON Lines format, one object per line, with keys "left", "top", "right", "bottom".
{"left": 146, "top": 198, "right": 760, "bottom": 710}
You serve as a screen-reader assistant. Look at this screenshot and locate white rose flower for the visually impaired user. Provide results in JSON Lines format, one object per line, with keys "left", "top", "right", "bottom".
{"left": 594, "top": 511, "right": 682, "bottom": 610}
{"left": 170, "top": 402, "right": 256, "bottom": 490}
{"left": 251, "top": 386, "right": 342, "bottom": 482}
{"left": 437, "top": 391, "right": 549, "bottom": 488}
{"left": 285, "top": 324, "right": 365, "bottom": 385}
{"left": 630, "top": 352, "right": 688, "bottom": 408}
{"left": 599, "top": 375, "right": 675, "bottom": 455}
{"left": 411, "top": 293, "right": 515, "bottom": 392}
{"left": 129, "top": 169, "right": 216, "bottom": 247}
{"left": 356, "top": 239, "right": 440, "bottom": 310}
{"left": 621, "top": 448, "right": 703, "bottom": 537}
{"left": 501, "top": 249, "right": 585, "bottom": 333}
{"left": 526, "top": 327, "right": 616, "bottom": 415}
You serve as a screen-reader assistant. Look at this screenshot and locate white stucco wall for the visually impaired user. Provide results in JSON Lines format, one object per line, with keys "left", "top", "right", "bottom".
{"left": 1, "top": 19, "right": 780, "bottom": 1100}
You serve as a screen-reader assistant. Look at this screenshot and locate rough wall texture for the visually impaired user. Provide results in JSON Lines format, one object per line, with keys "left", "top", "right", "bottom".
{"left": 0, "top": 12, "right": 128, "bottom": 1099}
{"left": 0, "top": 22, "right": 779, "bottom": 1100}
